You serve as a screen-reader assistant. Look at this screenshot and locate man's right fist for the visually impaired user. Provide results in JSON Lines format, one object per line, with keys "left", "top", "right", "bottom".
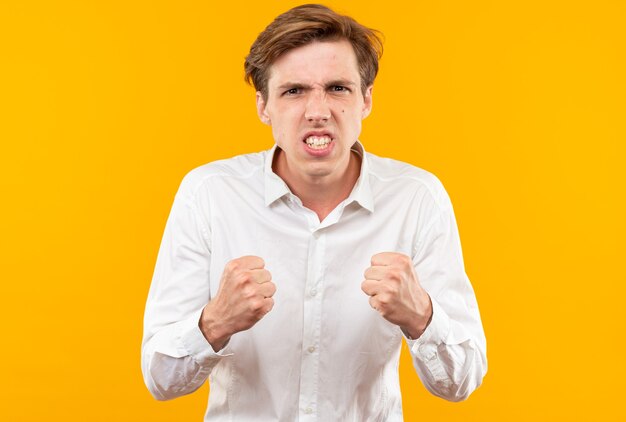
{"left": 199, "top": 256, "right": 276, "bottom": 351}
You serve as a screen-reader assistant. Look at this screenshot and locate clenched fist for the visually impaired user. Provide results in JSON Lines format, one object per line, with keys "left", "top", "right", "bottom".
{"left": 200, "top": 256, "right": 276, "bottom": 351}
{"left": 361, "top": 252, "right": 433, "bottom": 339}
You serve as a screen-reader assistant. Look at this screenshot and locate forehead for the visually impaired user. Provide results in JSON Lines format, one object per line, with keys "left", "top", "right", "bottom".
{"left": 267, "top": 39, "right": 360, "bottom": 88}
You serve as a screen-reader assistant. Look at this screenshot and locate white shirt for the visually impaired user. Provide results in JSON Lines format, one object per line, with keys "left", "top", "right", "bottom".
{"left": 142, "top": 142, "right": 487, "bottom": 421}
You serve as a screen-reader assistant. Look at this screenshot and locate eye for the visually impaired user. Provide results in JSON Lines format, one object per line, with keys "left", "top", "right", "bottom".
{"left": 330, "top": 85, "right": 350, "bottom": 93}
{"left": 283, "top": 87, "right": 301, "bottom": 96}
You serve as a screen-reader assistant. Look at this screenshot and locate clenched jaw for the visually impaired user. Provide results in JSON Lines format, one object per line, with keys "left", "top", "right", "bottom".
{"left": 302, "top": 131, "right": 335, "bottom": 157}
{"left": 305, "top": 135, "right": 332, "bottom": 149}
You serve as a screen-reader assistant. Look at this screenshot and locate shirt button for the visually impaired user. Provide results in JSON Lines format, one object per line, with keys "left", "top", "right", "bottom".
{"left": 310, "top": 288, "right": 317, "bottom": 297}
{"left": 308, "top": 346, "right": 316, "bottom": 353}
{"left": 305, "top": 407, "right": 313, "bottom": 414}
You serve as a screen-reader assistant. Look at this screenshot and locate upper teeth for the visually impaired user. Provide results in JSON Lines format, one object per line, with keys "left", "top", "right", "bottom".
{"left": 306, "top": 136, "right": 331, "bottom": 149}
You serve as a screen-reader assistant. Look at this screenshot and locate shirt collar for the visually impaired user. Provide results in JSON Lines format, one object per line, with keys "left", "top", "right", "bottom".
{"left": 264, "top": 144, "right": 291, "bottom": 206}
{"left": 346, "top": 141, "right": 375, "bottom": 212}
{"left": 263, "top": 141, "right": 375, "bottom": 213}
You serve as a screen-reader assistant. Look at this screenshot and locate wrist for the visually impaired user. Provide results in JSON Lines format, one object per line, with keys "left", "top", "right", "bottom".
{"left": 403, "top": 294, "right": 433, "bottom": 340}
{"left": 199, "top": 305, "right": 231, "bottom": 351}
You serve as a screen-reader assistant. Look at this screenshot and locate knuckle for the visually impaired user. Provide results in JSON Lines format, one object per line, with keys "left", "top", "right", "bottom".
{"left": 399, "top": 255, "right": 412, "bottom": 269}
{"left": 268, "top": 282, "right": 277, "bottom": 296}
{"left": 241, "top": 285, "right": 254, "bottom": 298}
{"left": 363, "top": 281, "right": 375, "bottom": 295}
{"left": 388, "top": 269, "right": 402, "bottom": 282}
{"left": 225, "top": 260, "right": 240, "bottom": 273}
{"left": 249, "top": 298, "right": 264, "bottom": 313}
{"left": 235, "top": 271, "right": 251, "bottom": 285}
{"left": 390, "top": 253, "right": 404, "bottom": 265}
{"left": 246, "top": 255, "right": 264, "bottom": 268}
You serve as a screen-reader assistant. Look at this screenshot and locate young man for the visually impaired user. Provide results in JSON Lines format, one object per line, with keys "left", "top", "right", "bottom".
{"left": 142, "top": 4, "right": 487, "bottom": 421}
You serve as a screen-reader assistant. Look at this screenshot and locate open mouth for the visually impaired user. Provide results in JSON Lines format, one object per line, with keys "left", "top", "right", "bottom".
{"left": 304, "top": 135, "right": 333, "bottom": 150}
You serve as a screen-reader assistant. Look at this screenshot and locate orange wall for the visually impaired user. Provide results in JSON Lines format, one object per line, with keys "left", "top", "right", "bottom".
{"left": 1, "top": 0, "right": 624, "bottom": 420}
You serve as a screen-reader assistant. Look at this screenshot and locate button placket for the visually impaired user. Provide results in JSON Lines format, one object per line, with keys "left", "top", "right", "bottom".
{"left": 298, "top": 228, "right": 325, "bottom": 420}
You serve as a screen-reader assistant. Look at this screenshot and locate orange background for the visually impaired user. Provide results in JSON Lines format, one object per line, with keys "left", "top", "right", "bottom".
{"left": 1, "top": 0, "right": 624, "bottom": 420}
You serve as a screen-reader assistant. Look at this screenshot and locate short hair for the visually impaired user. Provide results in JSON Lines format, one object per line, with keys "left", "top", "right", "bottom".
{"left": 244, "top": 4, "right": 384, "bottom": 100}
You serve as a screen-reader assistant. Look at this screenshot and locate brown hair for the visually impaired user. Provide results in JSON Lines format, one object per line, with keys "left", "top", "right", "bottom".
{"left": 244, "top": 4, "right": 384, "bottom": 100}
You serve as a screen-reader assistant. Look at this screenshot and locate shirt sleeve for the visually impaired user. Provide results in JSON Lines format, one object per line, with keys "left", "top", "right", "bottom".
{"left": 141, "top": 174, "right": 233, "bottom": 401}
{"left": 405, "top": 183, "right": 488, "bottom": 402}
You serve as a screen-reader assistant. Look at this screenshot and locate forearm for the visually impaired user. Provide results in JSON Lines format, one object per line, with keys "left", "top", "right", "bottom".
{"left": 142, "top": 310, "right": 232, "bottom": 401}
{"left": 143, "top": 350, "right": 211, "bottom": 401}
{"left": 407, "top": 299, "right": 487, "bottom": 402}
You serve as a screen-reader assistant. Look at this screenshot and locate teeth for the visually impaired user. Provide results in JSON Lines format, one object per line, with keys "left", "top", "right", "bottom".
{"left": 305, "top": 136, "right": 332, "bottom": 149}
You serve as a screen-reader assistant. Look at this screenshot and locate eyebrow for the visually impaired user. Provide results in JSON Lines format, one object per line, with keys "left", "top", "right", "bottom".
{"left": 276, "top": 79, "right": 358, "bottom": 91}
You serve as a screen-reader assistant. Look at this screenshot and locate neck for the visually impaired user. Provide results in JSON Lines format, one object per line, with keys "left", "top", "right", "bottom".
{"left": 274, "top": 149, "right": 361, "bottom": 222}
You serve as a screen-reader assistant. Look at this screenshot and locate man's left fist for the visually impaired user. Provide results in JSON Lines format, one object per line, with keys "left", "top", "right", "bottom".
{"left": 361, "top": 252, "right": 433, "bottom": 339}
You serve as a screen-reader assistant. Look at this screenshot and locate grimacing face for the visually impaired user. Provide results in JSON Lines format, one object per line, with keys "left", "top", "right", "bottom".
{"left": 256, "top": 39, "right": 373, "bottom": 184}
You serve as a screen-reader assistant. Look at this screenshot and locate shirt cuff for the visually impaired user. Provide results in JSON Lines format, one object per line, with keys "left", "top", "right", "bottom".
{"left": 405, "top": 298, "right": 450, "bottom": 359}
{"left": 179, "top": 308, "right": 234, "bottom": 365}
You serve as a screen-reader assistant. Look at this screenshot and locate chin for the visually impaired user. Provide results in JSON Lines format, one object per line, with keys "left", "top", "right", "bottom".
{"left": 304, "top": 164, "right": 334, "bottom": 178}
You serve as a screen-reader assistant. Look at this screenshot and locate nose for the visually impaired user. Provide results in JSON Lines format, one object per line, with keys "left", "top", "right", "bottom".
{"left": 304, "top": 89, "right": 331, "bottom": 123}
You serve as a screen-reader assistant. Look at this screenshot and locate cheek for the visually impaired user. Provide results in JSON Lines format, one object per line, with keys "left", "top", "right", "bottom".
{"left": 271, "top": 108, "right": 301, "bottom": 141}
{"left": 271, "top": 127, "right": 284, "bottom": 145}
{"left": 340, "top": 108, "right": 363, "bottom": 127}
{"left": 344, "top": 116, "right": 363, "bottom": 138}
{"left": 271, "top": 123, "right": 292, "bottom": 149}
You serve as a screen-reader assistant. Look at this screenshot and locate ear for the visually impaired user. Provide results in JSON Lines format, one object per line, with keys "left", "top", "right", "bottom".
{"left": 256, "top": 92, "right": 271, "bottom": 125}
{"left": 361, "top": 85, "right": 373, "bottom": 119}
